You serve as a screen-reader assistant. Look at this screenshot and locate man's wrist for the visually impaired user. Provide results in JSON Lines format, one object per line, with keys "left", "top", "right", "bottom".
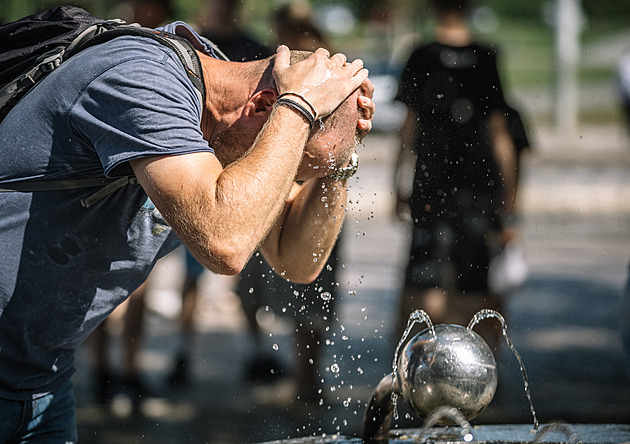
{"left": 275, "top": 98, "right": 315, "bottom": 127}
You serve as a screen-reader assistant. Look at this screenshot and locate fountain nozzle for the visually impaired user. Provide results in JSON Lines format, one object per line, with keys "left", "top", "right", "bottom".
{"left": 363, "top": 320, "right": 498, "bottom": 442}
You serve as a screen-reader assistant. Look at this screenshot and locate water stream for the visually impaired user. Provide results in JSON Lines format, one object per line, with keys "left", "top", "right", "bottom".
{"left": 390, "top": 309, "right": 435, "bottom": 420}
{"left": 468, "top": 309, "right": 539, "bottom": 430}
{"left": 417, "top": 406, "right": 475, "bottom": 443}
{"left": 531, "top": 422, "right": 583, "bottom": 444}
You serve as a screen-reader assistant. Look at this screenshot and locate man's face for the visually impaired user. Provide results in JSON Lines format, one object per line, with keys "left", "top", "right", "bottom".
{"left": 211, "top": 90, "right": 361, "bottom": 180}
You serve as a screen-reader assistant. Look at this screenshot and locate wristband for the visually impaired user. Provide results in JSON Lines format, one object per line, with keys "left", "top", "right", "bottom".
{"left": 275, "top": 98, "right": 315, "bottom": 127}
{"left": 277, "top": 92, "right": 317, "bottom": 120}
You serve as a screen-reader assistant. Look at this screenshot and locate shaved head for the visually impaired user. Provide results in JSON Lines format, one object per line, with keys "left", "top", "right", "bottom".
{"left": 213, "top": 50, "right": 365, "bottom": 179}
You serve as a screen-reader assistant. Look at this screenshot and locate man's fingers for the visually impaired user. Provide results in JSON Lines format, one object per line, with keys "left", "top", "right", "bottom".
{"left": 343, "top": 58, "right": 364, "bottom": 74}
{"left": 314, "top": 47, "right": 330, "bottom": 58}
{"left": 360, "top": 77, "right": 375, "bottom": 99}
{"left": 359, "top": 96, "right": 375, "bottom": 120}
{"left": 275, "top": 45, "right": 291, "bottom": 69}
{"left": 349, "top": 67, "right": 370, "bottom": 92}
{"left": 330, "top": 52, "right": 347, "bottom": 65}
{"left": 358, "top": 119, "right": 372, "bottom": 132}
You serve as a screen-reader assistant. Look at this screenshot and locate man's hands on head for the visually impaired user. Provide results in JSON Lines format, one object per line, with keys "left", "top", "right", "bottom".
{"left": 357, "top": 77, "right": 375, "bottom": 136}
{"left": 273, "top": 45, "right": 369, "bottom": 120}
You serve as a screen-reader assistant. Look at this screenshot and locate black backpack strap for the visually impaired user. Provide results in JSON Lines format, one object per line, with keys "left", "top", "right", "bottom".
{"left": 75, "top": 27, "right": 206, "bottom": 105}
{"left": 0, "top": 176, "right": 139, "bottom": 208}
{"left": 0, "top": 27, "right": 208, "bottom": 207}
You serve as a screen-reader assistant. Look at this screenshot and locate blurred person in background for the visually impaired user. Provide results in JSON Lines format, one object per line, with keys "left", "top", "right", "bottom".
{"left": 393, "top": 0, "right": 524, "bottom": 349}
{"left": 622, "top": 263, "right": 630, "bottom": 374}
{"left": 130, "top": 0, "right": 174, "bottom": 28}
{"left": 273, "top": 0, "right": 328, "bottom": 52}
{"left": 235, "top": 0, "right": 343, "bottom": 405}
{"left": 197, "top": 0, "right": 271, "bottom": 62}
{"left": 616, "top": 50, "right": 630, "bottom": 139}
{"left": 88, "top": 0, "right": 175, "bottom": 410}
{"left": 89, "top": 0, "right": 273, "bottom": 401}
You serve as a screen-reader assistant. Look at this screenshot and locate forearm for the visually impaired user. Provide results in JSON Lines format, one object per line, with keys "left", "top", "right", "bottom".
{"left": 395, "top": 111, "right": 418, "bottom": 200}
{"left": 489, "top": 111, "right": 518, "bottom": 216}
{"left": 261, "top": 176, "right": 348, "bottom": 283}
{"left": 134, "top": 106, "right": 310, "bottom": 276}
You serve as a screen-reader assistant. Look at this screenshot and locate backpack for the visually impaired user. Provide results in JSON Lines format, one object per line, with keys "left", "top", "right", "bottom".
{"left": 0, "top": 6, "right": 211, "bottom": 207}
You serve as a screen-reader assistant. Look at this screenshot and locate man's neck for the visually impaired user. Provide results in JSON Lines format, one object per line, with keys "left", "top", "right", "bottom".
{"left": 197, "top": 53, "right": 249, "bottom": 142}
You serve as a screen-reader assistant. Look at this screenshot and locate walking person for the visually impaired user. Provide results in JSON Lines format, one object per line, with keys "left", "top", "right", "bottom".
{"left": 393, "top": 0, "right": 520, "bottom": 348}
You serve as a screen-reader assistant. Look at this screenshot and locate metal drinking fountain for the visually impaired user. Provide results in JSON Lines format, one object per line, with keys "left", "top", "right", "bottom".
{"left": 362, "top": 310, "right": 498, "bottom": 442}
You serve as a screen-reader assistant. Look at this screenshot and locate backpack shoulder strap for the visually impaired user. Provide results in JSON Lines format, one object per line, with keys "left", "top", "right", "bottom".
{"left": 0, "top": 176, "right": 140, "bottom": 208}
{"left": 76, "top": 27, "right": 206, "bottom": 105}
{"left": 0, "top": 25, "right": 209, "bottom": 206}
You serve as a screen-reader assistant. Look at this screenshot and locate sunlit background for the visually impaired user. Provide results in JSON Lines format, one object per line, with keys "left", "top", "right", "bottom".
{"left": 2, "top": 0, "right": 629, "bottom": 130}
{"left": 2, "top": 1, "right": 630, "bottom": 443}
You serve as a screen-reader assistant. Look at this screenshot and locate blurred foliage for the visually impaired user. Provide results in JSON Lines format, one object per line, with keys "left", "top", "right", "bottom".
{"left": 3, "top": 0, "right": 630, "bottom": 23}
{"left": 1, "top": 0, "right": 627, "bottom": 98}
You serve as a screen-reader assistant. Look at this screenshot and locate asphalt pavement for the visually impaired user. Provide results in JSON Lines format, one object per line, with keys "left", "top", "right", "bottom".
{"left": 72, "top": 122, "right": 630, "bottom": 443}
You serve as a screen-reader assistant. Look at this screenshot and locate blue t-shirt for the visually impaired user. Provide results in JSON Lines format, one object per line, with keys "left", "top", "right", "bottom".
{"left": 0, "top": 23, "right": 216, "bottom": 399}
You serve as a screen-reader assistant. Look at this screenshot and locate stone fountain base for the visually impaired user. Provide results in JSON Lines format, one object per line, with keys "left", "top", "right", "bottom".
{"left": 257, "top": 424, "right": 630, "bottom": 444}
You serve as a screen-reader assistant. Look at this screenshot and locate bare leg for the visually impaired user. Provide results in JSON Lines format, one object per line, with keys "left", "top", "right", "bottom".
{"left": 90, "top": 320, "right": 113, "bottom": 403}
{"left": 122, "top": 282, "right": 147, "bottom": 380}
{"left": 294, "top": 326, "right": 322, "bottom": 402}
{"left": 169, "top": 275, "right": 199, "bottom": 387}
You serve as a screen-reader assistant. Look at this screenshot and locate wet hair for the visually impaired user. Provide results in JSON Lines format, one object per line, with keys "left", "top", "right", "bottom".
{"left": 256, "top": 50, "right": 364, "bottom": 145}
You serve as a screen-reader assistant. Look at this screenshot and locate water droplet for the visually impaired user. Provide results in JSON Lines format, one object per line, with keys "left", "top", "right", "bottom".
{"left": 272, "top": 344, "right": 278, "bottom": 351}
{"left": 390, "top": 310, "right": 435, "bottom": 420}
{"left": 320, "top": 292, "right": 332, "bottom": 301}
{"left": 330, "top": 363, "right": 339, "bottom": 373}
{"left": 248, "top": 287, "right": 254, "bottom": 294}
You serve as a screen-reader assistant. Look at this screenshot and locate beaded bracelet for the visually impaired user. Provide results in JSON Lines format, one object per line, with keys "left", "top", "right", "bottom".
{"left": 275, "top": 98, "right": 316, "bottom": 127}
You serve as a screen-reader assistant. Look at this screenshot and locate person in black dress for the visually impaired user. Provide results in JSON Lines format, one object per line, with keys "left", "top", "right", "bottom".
{"left": 394, "top": 0, "right": 521, "bottom": 348}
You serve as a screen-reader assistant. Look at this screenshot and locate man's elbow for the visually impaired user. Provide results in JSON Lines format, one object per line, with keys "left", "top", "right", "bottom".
{"left": 195, "top": 242, "right": 252, "bottom": 277}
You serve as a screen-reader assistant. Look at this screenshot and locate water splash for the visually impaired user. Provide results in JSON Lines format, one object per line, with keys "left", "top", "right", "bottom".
{"left": 390, "top": 310, "right": 435, "bottom": 420}
{"left": 531, "top": 422, "right": 583, "bottom": 444}
{"left": 468, "top": 309, "right": 539, "bottom": 430}
{"left": 417, "top": 406, "right": 475, "bottom": 443}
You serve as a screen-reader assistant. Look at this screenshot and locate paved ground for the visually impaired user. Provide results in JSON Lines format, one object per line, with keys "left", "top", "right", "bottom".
{"left": 72, "top": 123, "right": 630, "bottom": 443}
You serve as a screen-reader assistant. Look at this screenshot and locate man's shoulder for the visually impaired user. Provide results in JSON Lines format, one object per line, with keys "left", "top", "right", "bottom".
{"left": 78, "top": 33, "right": 180, "bottom": 64}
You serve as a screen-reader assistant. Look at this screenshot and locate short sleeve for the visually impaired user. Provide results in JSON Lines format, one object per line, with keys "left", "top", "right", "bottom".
{"left": 70, "top": 46, "right": 213, "bottom": 177}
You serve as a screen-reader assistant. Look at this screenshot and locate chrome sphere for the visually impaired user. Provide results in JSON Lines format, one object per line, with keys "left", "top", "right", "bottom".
{"left": 396, "top": 324, "right": 497, "bottom": 421}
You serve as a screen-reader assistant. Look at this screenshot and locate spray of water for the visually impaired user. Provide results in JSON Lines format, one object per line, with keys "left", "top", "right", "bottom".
{"left": 468, "top": 309, "right": 539, "bottom": 430}
{"left": 418, "top": 406, "right": 475, "bottom": 443}
{"left": 390, "top": 309, "right": 435, "bottom": 420}
{"left": 531, "top": 422, "right": 583, "bottom": 444}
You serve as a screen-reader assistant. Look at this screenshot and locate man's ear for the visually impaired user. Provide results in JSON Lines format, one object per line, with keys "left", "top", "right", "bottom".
{"left": 244, "top": 89, "right": 277, "bottom": 119}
